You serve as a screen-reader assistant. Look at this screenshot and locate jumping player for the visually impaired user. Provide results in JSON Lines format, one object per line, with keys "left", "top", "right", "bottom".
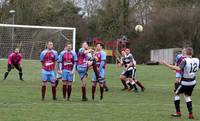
{"left": 160, "top": 47, "right": 199, "bottom": 119}
{"left": 58, "top": 42, "right": 77, "bottom": 101}
{"left": 40, "top": 41, "right": 58, "bottom": 100}
{"left": 89, "top": 48, "right": 109, "bottom": 92}
{"left": 76, "top": 42, "right": 92, "bottom": 101}
{"left": 91, "top": 43, "right": 107, "bottom": 100}
{"left": 118, "top": 49, "right": 138, "bottom": 92}
{"left": 125, "top": 48, "right": 145, "bottom": 91}
{"left": 3, "top": 48, "right": 24, "bottom": 81}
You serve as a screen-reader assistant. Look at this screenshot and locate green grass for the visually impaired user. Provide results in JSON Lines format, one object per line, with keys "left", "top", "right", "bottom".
{"left": 0, "top": 60, "right": 200, "bottom": 121}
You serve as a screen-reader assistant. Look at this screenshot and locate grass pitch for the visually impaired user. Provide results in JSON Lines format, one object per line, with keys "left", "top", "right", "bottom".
{"left": 0, "top": 60, "right": 200, "bottom": 121}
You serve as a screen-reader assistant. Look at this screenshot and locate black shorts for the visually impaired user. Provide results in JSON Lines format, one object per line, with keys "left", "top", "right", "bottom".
{"left": 175, "top": 84, "right": 195, "bottom": 96}
{"left": 7, "top": 64, "right": 22, "bottom": 72}
{"left": 121, "top": 69, "right": 136, "bottom": 79}
{"left": 174, "top": 82, "right": 181, "bottom": 92}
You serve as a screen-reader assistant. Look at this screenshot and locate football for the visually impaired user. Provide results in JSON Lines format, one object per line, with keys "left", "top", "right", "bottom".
{"left": 135, "top": 24, "right": 143, "bottom": 32}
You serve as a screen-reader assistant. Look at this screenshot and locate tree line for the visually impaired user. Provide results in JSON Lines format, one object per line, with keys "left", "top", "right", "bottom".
{"left": 0, "top": 0, "right": 200, "bottom": 63}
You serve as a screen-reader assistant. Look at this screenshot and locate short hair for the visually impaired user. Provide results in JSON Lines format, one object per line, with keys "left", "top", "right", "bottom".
{"left": 96, "top": 42, "right": 104, "bottom": 48}
{"left": 46, "top": 41, "right": 53, "bottom": 45}
{"left": 185, "top": 47, "right": 193, "bottom": 56}
{"left": 82, "top": 41, "right": 88, "bottom": 45}
{"left": 66, "top": 42, "right": 72, "bottom": 46}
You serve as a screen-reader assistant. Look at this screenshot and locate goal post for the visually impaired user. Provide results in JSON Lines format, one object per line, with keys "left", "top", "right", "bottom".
{"left": 0, "top": 24, "right": 76, "bottom": 59}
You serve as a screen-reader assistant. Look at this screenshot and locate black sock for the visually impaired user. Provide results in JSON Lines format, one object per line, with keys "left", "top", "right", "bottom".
{"left": 52, "top": 86, "right": 56, "bottom": 100}
{"left": 127, "top": 82, "right": 132, "bottom": 88}
{"left": 19, "top": 72, "right": 23, "bottom": 79}
{"left": 4, "top": 72, "right": 9, "bottom": 80}
{"left": 55, "top": 79, "right": 59, "bottom": 88}
{"left": 174, "top": 100, "right": 180, "bottom": 113}
{"left": 92, "top": 86, "right": 96, "bottom": 100}
{"left": 186, "top": 101, "right": 193, "bottom": 114}
{"left": 132, "top": 84, "right": 138, "bottom": 91}
{"left": 121, "top": 79, "right": 128, "bottom": 89}
{"left": 41, "top": 85, "right": 46, "bottom": 99}
{"left": 100, "top": 86, "right": 104, "bottom": 100}
{"left": 62, "top": 85, "right": 67, "bottom": 99}
{"left": 67, "top": 85, "right": 72, "bottom": 99}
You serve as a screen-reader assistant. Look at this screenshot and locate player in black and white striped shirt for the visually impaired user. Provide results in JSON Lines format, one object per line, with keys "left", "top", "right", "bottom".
{"left": 125, "top": 49, "right": 145, "bottom": 91}
{"left": 118, "top": 48, "right": 145, "bottom": 92}
{"left": 161, "top": 47, "right": 199, "bottom": 119}
{"left": 119, "top": 49, "right": 138, "bottom": 91}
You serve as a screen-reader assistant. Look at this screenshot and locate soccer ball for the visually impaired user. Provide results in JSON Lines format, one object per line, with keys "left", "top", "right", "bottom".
{"left": 135, "top": 25, "right": 143, "bottom": 32}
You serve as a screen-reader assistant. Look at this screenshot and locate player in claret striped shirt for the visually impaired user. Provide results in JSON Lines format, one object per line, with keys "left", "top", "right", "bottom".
{"left": 40, "top": 41, "right": 58, "bottom": 101}
{"left": 58, "top": 42, "right": 77, "bottom": 101}
{"left": 91, "top": 43, "right": 107, "bottom": 100}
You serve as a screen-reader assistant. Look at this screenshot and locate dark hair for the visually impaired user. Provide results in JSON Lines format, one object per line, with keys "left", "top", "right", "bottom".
{"left": 186, "top": 47, "right": 193, "bottom": 56}
{"left": 96, "top": 42, "right": 104, "bottom": 48}
{"left": 66, "top": 42, "right": 72, "bottom": 46}
{"left": 46, "top": 41, "right": 53, "bottom": 45}
{"left": 82, "top": 41, "right": 88, "bottom": 45}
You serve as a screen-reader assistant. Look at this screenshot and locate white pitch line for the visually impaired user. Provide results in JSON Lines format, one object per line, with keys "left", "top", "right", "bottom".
{"left": 0, "top": 102, "right": 200, "bottom": 108}
{"left": 0, "top": 102, "right": 174, "bottom": 106}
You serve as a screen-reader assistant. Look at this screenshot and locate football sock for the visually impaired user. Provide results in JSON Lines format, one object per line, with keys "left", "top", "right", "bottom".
{"left": 186, "top": 101, "right": 193, "bottom": 114}
{"left": 174, "top": 100, "right": 181, "bottom": 113}
{"left": 41, "top": 85, "right": 46, "bottom": 99}
{"left": 55, "top": 79, "right": 59, "bottom": 88}
{"left": 67, "top": 85, "right": 72, "bottom": 99}
{"left": 52, "top": 86, "right": 56, "bottom": 100}
{"left": 121, "top": 79, "right": 128, "bottom": 89}
{"left": 135, "top": 81, "right": 144, "bottom": 89}
{"left": 63, "top": 85, "right": 67, "bottom": 99}
{"left": 131, "top": 83, "right": 138, "bottom": 91}
{"left": 92, "top": 86, "right": 96, "bottom": 100}
{"left": 82, "top": 86, "right": 86, "bottom": 99}
{"left": 174, "top": 96, "right": 181, "bottom": 113}
{"left": 127, "top": 82, "right": 132, "bottom": 88}
{"left": 3, "top": 72, "right": 9, "bottom": 80}
{"left": 19, "top": 72, "right": 23, "bottom": 79}
{"left": 184, "top": 96, "right": 192, "bottom": 114}
{"left": 100, "top": 86, "right": 104, "bottom": 100}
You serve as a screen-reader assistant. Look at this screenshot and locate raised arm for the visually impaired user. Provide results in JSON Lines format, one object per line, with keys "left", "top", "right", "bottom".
{"left": 160, "top": 60, "right": 183, "bottom": 71}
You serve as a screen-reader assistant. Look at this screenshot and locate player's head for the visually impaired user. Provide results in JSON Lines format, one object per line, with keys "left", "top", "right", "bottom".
{"left": 185, "top": 47, "right": 193, "bottom": 56}
{"left": 65, "top": 42, "right": 72, "bottom": 51}
{"left": 182, "top": 47, "right": 186, "bottom": 56}
{"left": 14, "top": 48, "right": 20, "bottom": 53}
{"left": 121, "top": 49, "right": 126, "bottom": 56}
{"left": 47, "top": 41, "right": 53, "bottom": 50}
{"left": 125, "top": 48, "right": 130, "bottom": 54}
{"left": 82, "top": 42, "right": 88, "bottom": 49}
{"left": 96, "top": 42, "right": 104, "bottom": 51}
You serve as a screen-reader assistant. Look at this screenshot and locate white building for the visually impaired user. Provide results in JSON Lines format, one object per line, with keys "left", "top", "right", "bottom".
{"left": 150, "top": 48, "right": 182, "bottom": 64}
